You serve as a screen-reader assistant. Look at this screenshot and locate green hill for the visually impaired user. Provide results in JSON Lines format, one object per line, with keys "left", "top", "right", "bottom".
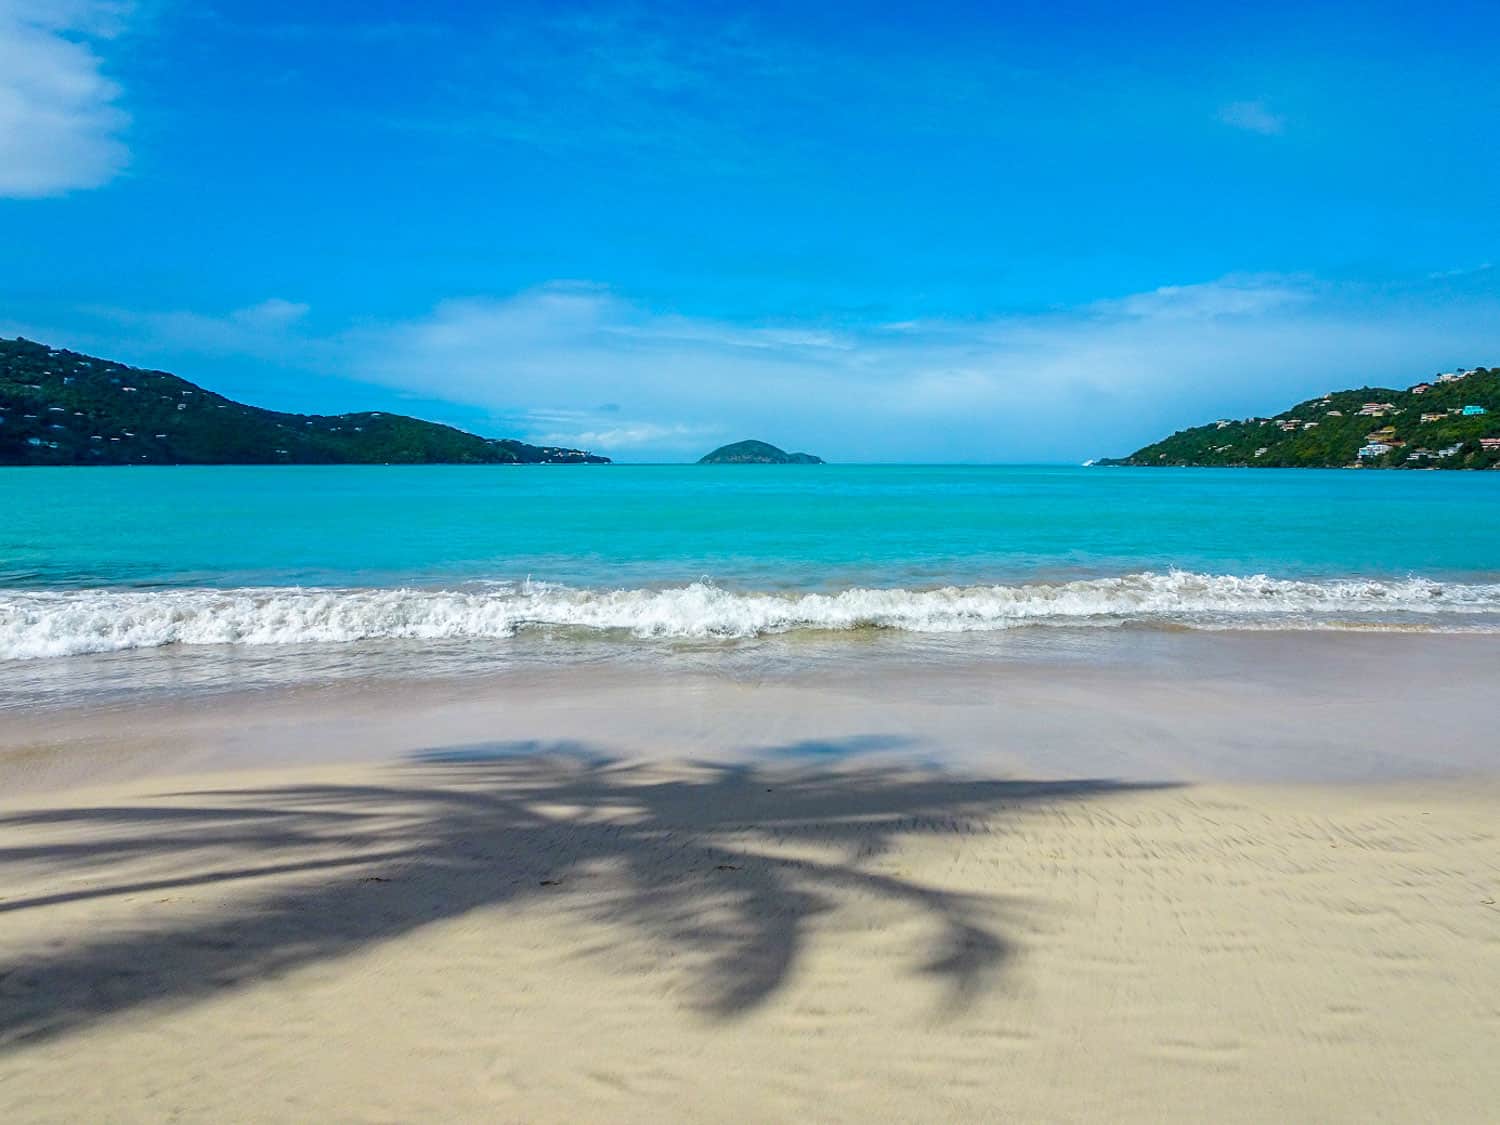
{"left": 0, "top": 337, "right": 609, "bottom": 466}
{"left": 1107, "top": 367, "right": 1499, "bottom": 470}
{"left": 698, "top": 439, "right": 824, "bottom": 464}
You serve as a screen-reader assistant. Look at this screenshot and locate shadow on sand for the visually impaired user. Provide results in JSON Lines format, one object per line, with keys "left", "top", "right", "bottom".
{"left": 0, "top": 738, "right": 1173, "bottom": 1049}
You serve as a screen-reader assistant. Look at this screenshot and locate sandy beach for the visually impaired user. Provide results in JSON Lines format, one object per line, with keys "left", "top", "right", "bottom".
{"left": 2, "top": 633, "right": 1498, "bottom": 1122}
{"left": 9, "top": 0, "right": 1500, "bottom": 1115}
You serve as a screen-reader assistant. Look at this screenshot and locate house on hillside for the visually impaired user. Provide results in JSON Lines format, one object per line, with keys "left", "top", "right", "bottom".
{"left": 1480, "top": 438, "right": 1500, "bottom": 452}
{"left": 1358, "top": 442, "right": 1393, "bottom": 458}
{"left": 1358, "top": 402, "right": 1396, "bottom": 416}
{"left": 1410, "top": 383, "right": 1432, "bottom": 394}
{"left": 1364, "top": 426, "right": 1398, "bottom": 443}
{"left": 1421, "top": 412, "right": 1447, "bottom": 424}
{"left": 1461, "top": 405, "right": 1487, "bottom": 416}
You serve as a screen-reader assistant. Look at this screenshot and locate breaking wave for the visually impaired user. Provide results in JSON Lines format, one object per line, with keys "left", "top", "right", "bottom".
{"left": 4, "top": 572, "right": 1500, "bottom": 660}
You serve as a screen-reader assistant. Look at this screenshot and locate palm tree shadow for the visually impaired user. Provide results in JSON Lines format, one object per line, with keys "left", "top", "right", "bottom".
{"left": 0, "top": 739, "right": 1175, "bottom": 1049}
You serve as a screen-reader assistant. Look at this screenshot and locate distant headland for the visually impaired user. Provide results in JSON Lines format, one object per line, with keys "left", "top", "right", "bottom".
{"left": 0, "top": 337, "right": 609, "bottom": 466}
{"left": 1098, "top": 366, "right": 1499, "bottom": 470}
{"left": 697, "top": 440, "right": 825, "bottom": 465}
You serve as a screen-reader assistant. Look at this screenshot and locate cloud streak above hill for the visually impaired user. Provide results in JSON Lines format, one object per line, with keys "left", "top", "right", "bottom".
{"left": 14, "top": 272, "right": 1499, "bottom": 462}
{"left": 342, "top": 275, "right": 1499, "bottom": 460}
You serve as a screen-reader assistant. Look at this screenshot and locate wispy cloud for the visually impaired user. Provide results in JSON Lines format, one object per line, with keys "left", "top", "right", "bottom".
{"left": 379, "top": 4, "right": 1073, "bottom": 178}
{"left": 539, "top": 421, "right": 719, "bottom": 451}
{"left": 1097, "top": 276, "right": 1311, "bottom": 320}
{"left": 80, "top": 298, "right": 315, "bottom": 357}
{"left": 1428, "top": 262, "right": 1492, "bottom": 280}
{"left": 1218, "top": 100, "right": 1285, "bottom": 136}
{"left": 21, "top": 274, "right": 1499, "bottom": 462}
{"left": 337, "top": 275, "right": 1500, "bottom": 460}
{"left": 0, "top": 1, "right": 132, "bottom": 197}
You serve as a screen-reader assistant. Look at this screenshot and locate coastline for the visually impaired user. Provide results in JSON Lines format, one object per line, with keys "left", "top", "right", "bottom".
{"left": 5, "top": 628, "right": 1499, "bottom": 793}
{"left": 2, "top": 630, "right": 1498, "bottom": 1119}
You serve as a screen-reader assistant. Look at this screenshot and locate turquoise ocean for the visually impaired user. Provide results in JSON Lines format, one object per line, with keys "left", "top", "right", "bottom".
{"left": 3, "top": 465, "right": 1499, "bottom": 703}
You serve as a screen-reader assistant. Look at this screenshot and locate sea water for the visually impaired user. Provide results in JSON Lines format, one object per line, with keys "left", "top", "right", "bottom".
{"left": 2, "top": 464, "right": 1498, "bottom": 702}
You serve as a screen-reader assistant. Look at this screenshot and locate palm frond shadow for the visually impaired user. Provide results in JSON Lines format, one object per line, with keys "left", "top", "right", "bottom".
{"left": 0, "top": 739, "right": 1174, "bottom": 1049}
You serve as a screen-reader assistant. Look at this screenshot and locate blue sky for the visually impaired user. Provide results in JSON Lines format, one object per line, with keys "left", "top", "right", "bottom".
{"left": 3, "top": 0, "right": 1498, "bottom": 461}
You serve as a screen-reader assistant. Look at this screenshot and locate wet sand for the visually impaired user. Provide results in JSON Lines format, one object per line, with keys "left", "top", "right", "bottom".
{"left": 3, "top": 629, "right": 1498, "bottom": 792}
{"left": 1, "top": 631, "right": 1498, "bottom": 1121}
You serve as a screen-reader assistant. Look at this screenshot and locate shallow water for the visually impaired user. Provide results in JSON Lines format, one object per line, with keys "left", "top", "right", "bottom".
{"left": 2, "top": 464, "right": 1498, "bottom": 701}
{"left": 6, "top": 463, "right": 1500, "bottom": 590}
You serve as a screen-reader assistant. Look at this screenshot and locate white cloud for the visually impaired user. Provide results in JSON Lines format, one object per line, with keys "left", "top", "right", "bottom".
{"left": 230, "top": 298, "right": 311, "bottom": 330}
{"left": 1218, "top": 100, "right": 1284, "bottom": 136}
{"left": 539, "top": 421, "right": 719, "bottom": 451}
{"left": 0, "top": 1, "right": 132, "bottom": 197}
{"left": 340, "top": 275, "right": 1500, "bottom": 461}
{"left": 1428, "top": 262, "right": 1492, "bottom": 280}
{"left": 1098, "top": 276, "right": 1310, "bottom": 319}
{"left": 82, "top": 298, "right": 315, "bottom": 356}
{"left": 25, "top": 275, "right": 1500, "bottom": 462}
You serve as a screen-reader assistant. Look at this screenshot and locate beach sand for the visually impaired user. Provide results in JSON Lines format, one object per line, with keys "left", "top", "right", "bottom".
{"left": 1, "top": 634, "right": 1498, "bottom": 1122}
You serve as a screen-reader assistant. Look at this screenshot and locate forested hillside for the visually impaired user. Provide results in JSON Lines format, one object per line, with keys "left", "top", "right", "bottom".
{"left": 0, "top": 338, "right": 609, "bottom": 466}
{"left": 1111, "top": 367, "right": 1499, "bottom": 469}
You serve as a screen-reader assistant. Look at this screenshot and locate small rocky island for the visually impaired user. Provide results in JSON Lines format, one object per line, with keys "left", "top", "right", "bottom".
{"left": 697, "top": 439, "right": 824, "bottom": 464}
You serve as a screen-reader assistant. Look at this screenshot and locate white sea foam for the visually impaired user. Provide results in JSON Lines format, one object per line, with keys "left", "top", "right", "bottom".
{"left": 2, "top": 573, "right": 1499, "bottom": 660}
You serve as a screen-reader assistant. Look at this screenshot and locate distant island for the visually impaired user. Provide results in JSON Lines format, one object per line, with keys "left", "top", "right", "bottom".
{"left": 698, "top": 439, "right": 824, "bottom": 465}
{"left": 0, "top": 338, "right": 608, "bottom": 466}
{"left": 1101, "top": 366, "right": 1499, "bottom": 469}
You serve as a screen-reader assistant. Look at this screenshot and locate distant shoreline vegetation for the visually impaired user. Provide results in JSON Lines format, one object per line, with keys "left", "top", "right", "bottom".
{"left": 1101, "top": 366, "right": 1499, "bottom": 470}
{"left": 698, "top": 439, "right": 824, "bottom": 464}
{"left": 0, "top": 337, "right": 609, "bottom": 466}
